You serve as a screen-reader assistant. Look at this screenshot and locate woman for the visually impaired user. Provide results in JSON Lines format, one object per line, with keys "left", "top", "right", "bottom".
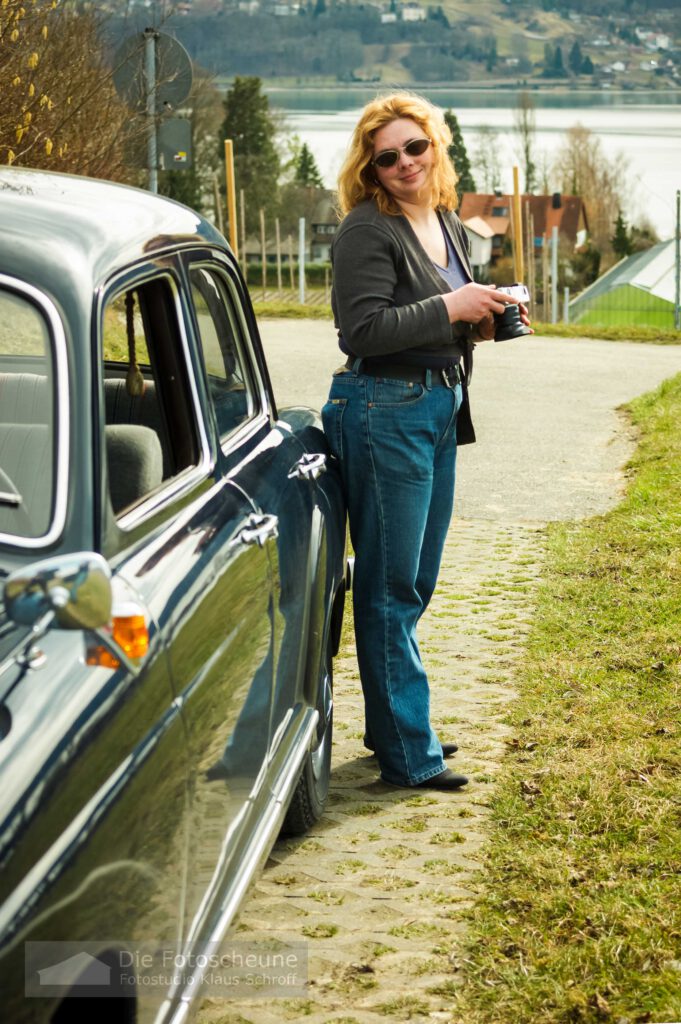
{"left": 323, "top": 92, "right": 530, "bottom": 791}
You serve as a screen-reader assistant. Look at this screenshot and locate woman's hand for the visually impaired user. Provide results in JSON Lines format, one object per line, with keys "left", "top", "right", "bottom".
{"left": 475, "top": 301, "right": 534, "bottom": 342}
{"left": 475, "top": 312, "right": 495, "bottom": 341}
{"left": 440, "top": 283, "right": 512, "bottom": 325}
{"left": 518, "top": 302, "right": 533, "bottom": 330}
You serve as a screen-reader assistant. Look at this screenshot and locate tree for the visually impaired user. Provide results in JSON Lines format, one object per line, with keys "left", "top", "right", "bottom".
{"left": 443, "top": 110, "right": 476, "bottom": 195}
{"left": 611, "top": 210, "right": 633, "bottom": 259}
{"left": 473, "top": 126, "right": 502, "bottom": 193}
{"left": 568, "top": 40, "right": 583, "bottom": 75}
{"left": 570, "top": 244, "right": 601, "bottom": 291}
{"left": 513, "top": 92, "right": 537, "bottom": 194}
{"left": 553, "top": 45, "right": 566, "bottom": 76}
{"left": 582, "top": 55, "right": 595, "bottom": 75}
{"left": 629, "top": 218, "right": 658, "bottom": 253}
{"left": 485, "top": 37, "right": 498, "bottom": 72}
{"left": 294, "top": 142, "right": 323, "bottom": 188}
{"left": 553, "top": 123, "right": 630, "bottom": 263}
{"left": 1, "top": 0, "right": 138, "bottom": 180}
{"left": 542, "top": 42, "right": 554, "bottom": 76}
{"left": 220, "top": 76, "right": 280, "bottom": 234}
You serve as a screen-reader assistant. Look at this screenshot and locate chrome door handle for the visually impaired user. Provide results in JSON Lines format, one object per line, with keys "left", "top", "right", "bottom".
{"left": 288, "top": 453, "right": 327, "bottom": 481}
{"left": 236, "top": 512, "right": 279, "bottom": 547}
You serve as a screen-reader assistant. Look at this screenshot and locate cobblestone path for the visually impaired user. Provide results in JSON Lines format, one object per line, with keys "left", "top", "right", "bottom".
{"left": 198, "top": 518, "right": 544, "bottom": 1024}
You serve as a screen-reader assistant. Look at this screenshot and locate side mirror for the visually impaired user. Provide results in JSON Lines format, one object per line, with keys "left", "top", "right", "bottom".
{"left": 4, "top": 552, "right": 113, "bottom": 631}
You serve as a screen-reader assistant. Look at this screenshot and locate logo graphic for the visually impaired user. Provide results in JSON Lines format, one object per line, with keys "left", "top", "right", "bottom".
{"left": 37, "top": 952, "right": 111, "bottom": 988}
{"left": 26, "top": 940, "right": 308, "bottom": 999}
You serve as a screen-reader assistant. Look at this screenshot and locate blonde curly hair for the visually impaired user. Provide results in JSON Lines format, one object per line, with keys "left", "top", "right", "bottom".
{"left": 336, "top": 92, "right": 459, "bottom": 218}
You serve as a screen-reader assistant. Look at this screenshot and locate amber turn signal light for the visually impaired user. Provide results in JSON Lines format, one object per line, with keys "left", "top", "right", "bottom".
{"left": 86, "top": 603, "right": 149, "bottom": 668}
{"left": 112, "top": 612, "right": 149, "bottom": 659}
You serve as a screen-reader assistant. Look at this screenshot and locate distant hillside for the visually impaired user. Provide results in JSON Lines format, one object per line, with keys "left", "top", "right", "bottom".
{"left": 113, "top": 0, "right": 680, "bottom": 87}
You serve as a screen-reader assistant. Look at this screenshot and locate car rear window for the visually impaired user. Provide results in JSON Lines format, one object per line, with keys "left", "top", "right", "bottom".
{"left": 0, "top": 288, "right": 55, "bottom": 541}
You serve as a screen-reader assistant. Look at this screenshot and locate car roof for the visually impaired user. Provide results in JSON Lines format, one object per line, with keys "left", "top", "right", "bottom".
{"left": 0, "top": 166, "right": 228, "bottom": 300}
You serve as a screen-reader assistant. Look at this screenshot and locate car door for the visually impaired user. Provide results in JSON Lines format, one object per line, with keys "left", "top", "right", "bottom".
{"left": 184, "top": 256, "right": 329, "bottom": 783}
{"left": 98, "top": 264, "right": 275, "bottom": 968}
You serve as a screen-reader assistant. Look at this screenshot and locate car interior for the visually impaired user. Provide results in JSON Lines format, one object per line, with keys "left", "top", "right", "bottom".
{"left": 0, "top": 290, "right": 55, "bottom": 540}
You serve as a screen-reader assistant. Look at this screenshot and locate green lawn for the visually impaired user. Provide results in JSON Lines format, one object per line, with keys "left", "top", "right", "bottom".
{"left": 452, "top": 373, "right": 681, "bottom": 1024}
{"left": 572, "top": 284, "right": 676, "bottom": 332}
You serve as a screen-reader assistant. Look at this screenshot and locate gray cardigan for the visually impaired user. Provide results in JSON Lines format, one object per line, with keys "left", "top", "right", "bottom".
{"left": 331, "top": 198, "right": 477, "bottom": 443}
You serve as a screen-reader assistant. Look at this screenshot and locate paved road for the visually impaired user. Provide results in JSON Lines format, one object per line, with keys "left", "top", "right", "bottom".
{"left": 259, "top": 319, "right": 681, "bottom": 522}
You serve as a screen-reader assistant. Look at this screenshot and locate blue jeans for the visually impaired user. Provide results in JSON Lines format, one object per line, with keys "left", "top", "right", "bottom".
{"left": 322, "top": 368, "right": 462, "bottom": 786}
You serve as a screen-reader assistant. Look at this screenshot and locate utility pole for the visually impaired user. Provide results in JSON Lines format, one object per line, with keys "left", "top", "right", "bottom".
{"left": 512, "top": 166, "right": 524, "bottom": 285}
{"left": 144, "top": 28, "right": 158, "bottom": 193}
{"left": 298, "top": 218, "right": 306, "bottom": 305}
{"left": 671, "top": 185, "right": 675, "bottom": 327}
{"left": 551, "top": 225, "right": 558, "bottom": 324}
{"left": 224, "top": 140, "right": 239, "bottom": 259}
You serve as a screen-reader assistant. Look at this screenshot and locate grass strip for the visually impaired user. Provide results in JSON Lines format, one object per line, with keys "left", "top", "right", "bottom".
{"left": 253, "top": 300, "right": 333, "bottom": 320}
{"left": 531, "top": 321, "right": 681, "bottom": 345}
{"left": 252, "top": 302, "right": 681, "bottom": 344}
{"left": 453, "top": 373, "right": 681, "bottom": 1024}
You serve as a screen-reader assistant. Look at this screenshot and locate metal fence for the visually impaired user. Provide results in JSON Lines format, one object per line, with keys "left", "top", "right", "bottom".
{"left": 568, "top": 238, "right": 679, "bottom": 331}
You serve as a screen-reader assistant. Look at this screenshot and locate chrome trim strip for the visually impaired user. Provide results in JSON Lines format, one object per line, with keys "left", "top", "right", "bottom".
{"left": 0, "top": 274, "right": 69, "bottom": 550}
{"left": 166, "top": 709, "right": 319, "bottom": 1022}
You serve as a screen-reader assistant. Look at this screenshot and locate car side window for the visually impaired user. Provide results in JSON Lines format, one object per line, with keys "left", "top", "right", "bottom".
{"left": 189, "top": 266, "right": 256, "bottom": 439}
{"left": 0, "top": 287, "right": 55, "bottom": 540}
{"left": 101, "top": 275, "right": 201, "bottom": 520}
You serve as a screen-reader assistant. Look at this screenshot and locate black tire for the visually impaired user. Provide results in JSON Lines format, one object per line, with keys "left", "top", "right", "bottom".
{"left": 281, "top": 644, "right": 333, "bottom": 836}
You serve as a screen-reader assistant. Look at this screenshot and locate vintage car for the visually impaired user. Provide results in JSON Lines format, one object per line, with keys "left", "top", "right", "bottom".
{"left": 0, "top": 167, "right": 347, "bottom": 1022}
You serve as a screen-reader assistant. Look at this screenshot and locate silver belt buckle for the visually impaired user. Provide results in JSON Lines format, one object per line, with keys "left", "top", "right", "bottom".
{"left": 441, "top": 366, "right": 458, "bottom": 389}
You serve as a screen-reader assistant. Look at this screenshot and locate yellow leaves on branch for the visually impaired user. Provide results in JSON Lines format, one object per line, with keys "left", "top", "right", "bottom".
{"left": 2, "top": 0, "right": 132, "bottom": 182}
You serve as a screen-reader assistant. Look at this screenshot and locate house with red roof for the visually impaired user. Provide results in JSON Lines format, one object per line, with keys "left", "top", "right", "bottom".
{"left": 458, "top": 192, "right": 589, "bottom": 273}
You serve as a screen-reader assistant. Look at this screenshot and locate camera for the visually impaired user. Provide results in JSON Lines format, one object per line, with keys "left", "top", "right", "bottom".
{"left": 493, "top": 283, "right": 532, "bottom": 342}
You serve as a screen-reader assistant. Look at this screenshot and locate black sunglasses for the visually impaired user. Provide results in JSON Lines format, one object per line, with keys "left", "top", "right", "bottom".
{"left": 371, "top": 137, "right": 432, "bottom": 169}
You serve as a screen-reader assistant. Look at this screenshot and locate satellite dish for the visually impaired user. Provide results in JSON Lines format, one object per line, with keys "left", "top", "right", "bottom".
{"left": 113, "top": 31, "right": 193, "bottom": 114}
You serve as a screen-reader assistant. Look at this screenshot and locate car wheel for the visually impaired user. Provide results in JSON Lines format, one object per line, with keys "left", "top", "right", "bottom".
{"left": 281, "top": 639, "right": 333, "bottom": 836}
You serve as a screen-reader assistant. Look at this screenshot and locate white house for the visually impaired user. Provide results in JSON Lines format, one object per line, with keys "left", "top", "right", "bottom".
{"left": 462, "top": 216, "right": 495, "bottom": 275}
{"left": 402, "top": 3, "right": 426, "bottom": 21}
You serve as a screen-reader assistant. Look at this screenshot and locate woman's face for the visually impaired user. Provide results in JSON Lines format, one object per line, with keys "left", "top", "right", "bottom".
{"left": 371, "top": 117, "right": 434, "bottom": 207}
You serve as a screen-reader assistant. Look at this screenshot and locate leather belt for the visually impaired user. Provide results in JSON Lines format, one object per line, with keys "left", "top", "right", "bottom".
{"left": 345, "top": 357, "right": 462, "bottom": 388}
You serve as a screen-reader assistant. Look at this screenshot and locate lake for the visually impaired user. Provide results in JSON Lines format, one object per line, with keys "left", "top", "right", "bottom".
{"left": 267, "top": 88, "right": 681, "bottom": 240}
